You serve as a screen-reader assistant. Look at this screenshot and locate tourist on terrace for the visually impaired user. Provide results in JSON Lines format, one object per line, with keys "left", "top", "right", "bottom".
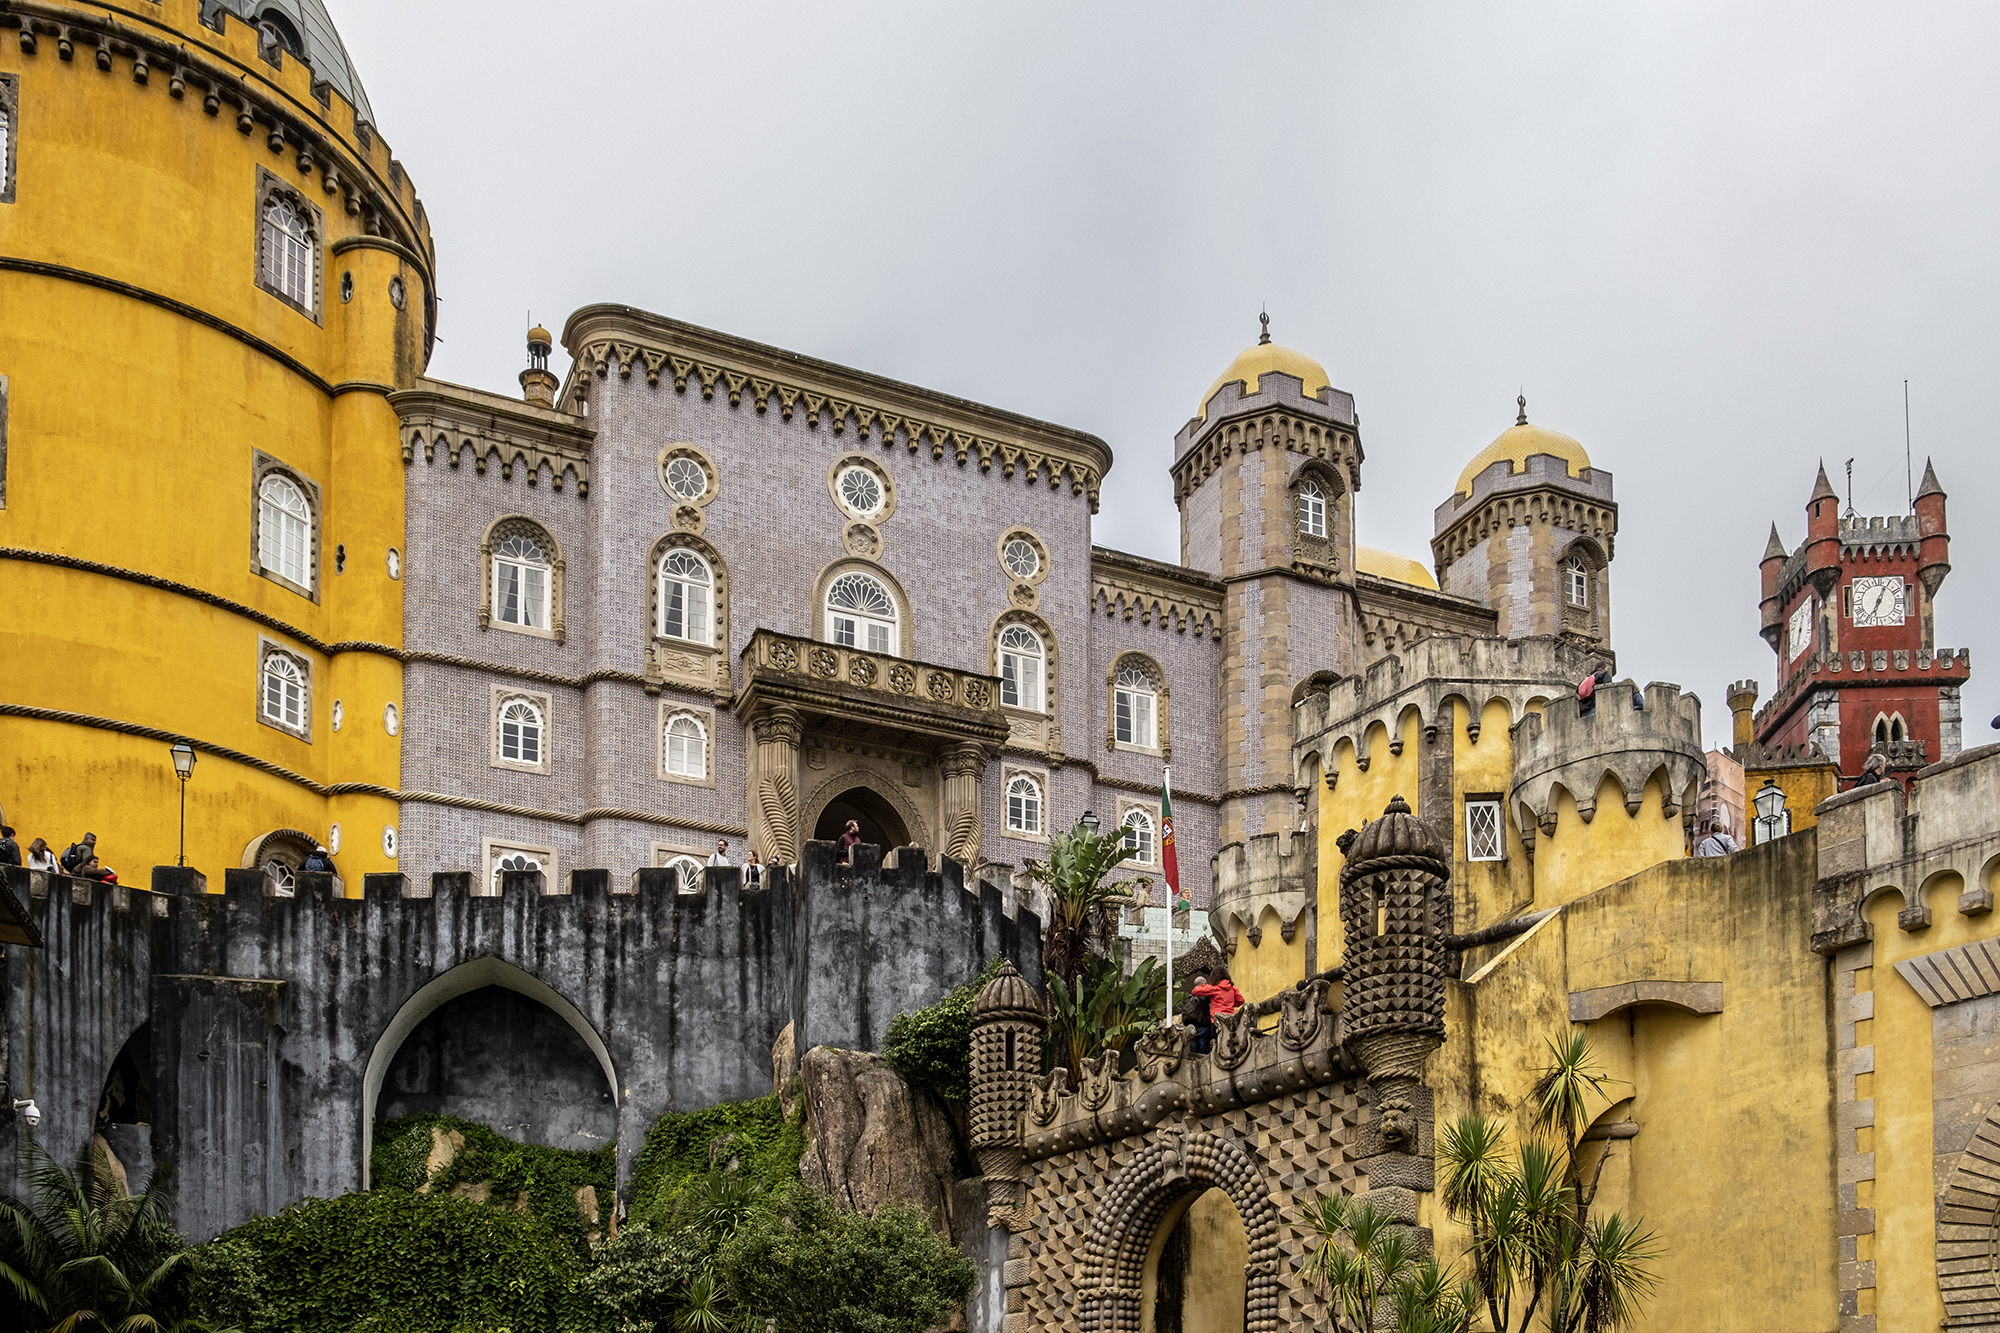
{"left": 301, "top": 845, "right": 337, "bottom": 875}
{"left": 708, "top": 839, "right": 733, "bottom": 868}
{"left": 744, "top": 848, "right": 763, "bottom": 887}
{"left": 61, "top": 832, "right": 116, "bottom": 881}
{"left": 0, "top": 826, "right": 18, "bottom": 867}
{"left": 838, "top": 820, "right": 862, "bottom": 865}
{"left": 25, "top": 838, "right": 58, "bottom": 873}
{"left": 1577, "top": 660, "right": 1613, "bottom": 718}
{"left": 1694, "top": 823, "right": 1740, "bottom": 857}
{"left": 1853, "top": 753, "right": 1889, "bottom": 788}
{"left": 1182, "top": 973, "right": 1216, "bottom": 1054}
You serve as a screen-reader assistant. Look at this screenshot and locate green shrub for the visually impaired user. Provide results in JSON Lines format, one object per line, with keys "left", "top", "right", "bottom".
{"left": 721, "top": 1184, "right": 975, "bottom": 1333}
{"left": 575, "top": 1222, "right": 705, "bottom": 1333}
{"left": 371, "top": 1114, "right": 616, "bottom": 1256}
{"left": 882, "top": 956, "right": 1007, "bottom": 1101}
{"left": 627, "top": 1095, "right": 804, "bottom": 1222}
{"left": 203, "top": 1189, "right": 601, "bottom": 1333}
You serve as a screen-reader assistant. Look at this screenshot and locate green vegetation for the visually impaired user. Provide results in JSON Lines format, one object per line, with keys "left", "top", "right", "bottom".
{"left": 0, "top": 1140, "right": 214, "bottom": 1332}
{"left": 626, "top": 1094, "right": 804, "bottom": 1221}
{"left": 1044, "top": 953, "right": 1166, "bottom": 1082}
{"left": 372, "top": 1114, "right": 616, "bottom": 1255}
{"left": 1302, "top": 1193, "right": 1479, "bottom": 1333}
{"left": 882, "top": 956, "right": 1007, "bottom": 1100}
{"left": 1023, "top": 824, "right": 1137, "bottom": 988}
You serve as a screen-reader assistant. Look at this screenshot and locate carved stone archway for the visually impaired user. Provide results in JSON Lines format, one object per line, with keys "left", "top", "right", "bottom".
{"left": 802, "top": 766, "right": 931, "bottom": 854}
{"left": 1077, "top": 1131, "right": 1282, "bottom": 1333}
{"left": 1936, "top": 1098, "right": 2000, "bottom": 1328}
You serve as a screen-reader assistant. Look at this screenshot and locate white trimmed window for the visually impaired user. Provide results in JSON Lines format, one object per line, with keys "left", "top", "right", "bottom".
{"left": 259, "top": 474, "right": 312, "bottom": 589}
{"left": 664, "top": 712, "right": 708, "bottom": 780}
{"left": 1122, "top": 809, "right": 1155, "bottom": 865}
{"left": 658, "top": 549, "right": 713, "bottom": 643}
{"left": 826, "top": 571, "right": 897, "bottom": 655}
{"left": 261, "top": 198, "right": 313, "bottom": 306}
{"left": 664, "top": 457, "right": 708, "bottom": 501}
{"left": 1003, "top": 539, "right": 1041, "bottom": 579}
{"left": 1114, "top": 667, "right": 1157, "bottom": 749}
{"left": 494, "top": 534, "right": 550, "bottom": 630}
{"left": 499, "top": 699, "right": 543, "bottom": 766}
{"left": 665, "top": 854, "right": 705, "bottom": 894}
{"left": 492, "top": 850, "right": 543, "bottom": 892}
{"left": 1466, "top": 800, "right": 1504, "bottom": 862}
{"left": 1564, "top": 557, "right": 1589, "bottom": 608}
{"left": 837, "top": 465, "right": 885, "bottom": 517}
{"left": 1006, "top": 774, "right": 1044, "bottom": 835}
{"left": 261, "top": 652, "right": 306, "bottom": 731}
{"left": 1298, "top": 479, "right": 1327, "bottom": 539}
{"left": 999, "top": 625, "right": 1044, "bottom": 712}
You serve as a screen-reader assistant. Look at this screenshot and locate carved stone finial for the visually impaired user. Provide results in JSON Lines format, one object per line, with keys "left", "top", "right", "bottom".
{"left": 1258, "top": 309, "right": 1271, "bottom": 345}
{"left": 1516, "top": 394, "right": 1528, "bottom": 426}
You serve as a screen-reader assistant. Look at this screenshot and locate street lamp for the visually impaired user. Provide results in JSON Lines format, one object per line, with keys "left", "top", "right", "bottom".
{"left": 1078, "top": 809, "right": 1100, "bottom": 838}
{"left": 1752, "top": 780, "right": 1788, "bottom": 846}
{"left": 169, "top": 741, "right": 196, "bottom": 867}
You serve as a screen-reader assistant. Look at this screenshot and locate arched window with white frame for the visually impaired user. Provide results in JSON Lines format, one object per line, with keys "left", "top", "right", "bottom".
{"left": 663, "top": 712, "right": 708, "bottom": 780}
{"left": 664, "top": 854, "right": 705, "bottom": 894}
{"left": 261, "top": 197, "right": 313, "bottom": 307}
{"left": 825, "top": 571, "right": 898, "bottom": 655}
{"left": 1298, "top": 479, "right": 1327, "bottom": 539}
{"left": 494, "top": 533, "right": 551, "bottom": 631}
{"left": 498, "top": 699, "right": 543, "bottom": 766}
{"left": 999, "top": 625, "right": 1044, "bottom": 712}
{"left": 1122, "top": 809, "right": 1155, "bottom": 865}
{"left": 261, "top": 652, "right": 305, "bottom": 731}
{"left": 658, "top": 549, "right": 713, "bottom": 644}
{"left": 491, "top": 850, "right": 543, "bottom": 894}
{"left": 259, "top": 473, "right": 312, "bottom": 590}
{"left": 1006, "top": 774, "right": 1044, "bottom": 836}
{"left": 1565, "top": 556, "right": 1590, "bottom": 608}
{"left": 1114, "top": 665, "right": 1158, "bottom": 750}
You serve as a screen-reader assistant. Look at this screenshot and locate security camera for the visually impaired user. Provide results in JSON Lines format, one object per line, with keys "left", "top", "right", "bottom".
{"left": 11, "top": 1099, "right": 39, "bottom": 1128}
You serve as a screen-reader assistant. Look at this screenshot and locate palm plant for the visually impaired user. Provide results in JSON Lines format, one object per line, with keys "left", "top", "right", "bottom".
{"left": 1299, "top": 1194, "right": 1419, "bottom": 1332}
{"left": 1044, "top": 955, "right": 1165, "bottom": 1082}
{"left": 1023, "top": 825, "right": 1133, "bottom": 987}
{"left": 1433, "top": 1029, "right": 1661, "bottom": 1333}
{"left": 0, "top": 1139, "right": 225, "bottom": 1332}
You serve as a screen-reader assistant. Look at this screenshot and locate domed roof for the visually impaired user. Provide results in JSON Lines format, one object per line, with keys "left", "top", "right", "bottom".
{"left": 1355, "top": 545, "right": 1438, "bottom": 591}
{"left": 207, "top": 1, "right": 376, "bottom": 124}
{"left": 1344, "top": 795, "right": 1446, "bottom": 869}
{"left": 1196, "top": 316, "right": 1332, "bottom": 420}
{"left": 1454, "top": 397, "right": 1591, "bottom": 497}
{"left": 527, "top": 325, "right": 554, "bottom": 347}
{"left": 972, "top": 961, "right": 1044, "bottom": 1024}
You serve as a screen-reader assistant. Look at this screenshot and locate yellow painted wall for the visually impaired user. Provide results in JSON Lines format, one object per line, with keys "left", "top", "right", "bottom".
{"left": 1744, "top": 761, "right": 1840, "bottom": 837}
{"left": 1140, "top": 1188, "right": 1247, "bottom": 1333}
{"left": 1315, "top": 709, "right": 1427, "bottom": 974}
{"left": 1528, "top": 772, "right": 1688, "bottom": 910}
{"left": 0, "top": 0, "right": 431, "bottom": 886}
{"left": 1453, "top": 697, "right": 1535, "bottom": 927}
{"left": 1227, "top": 904, "right": 1306, "bottom": 1005}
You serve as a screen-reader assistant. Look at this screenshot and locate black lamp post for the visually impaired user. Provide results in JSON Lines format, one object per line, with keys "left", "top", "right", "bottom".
{"left": 169, "top": 740, "right": 196, "bottom": 866}
{"left": 1752, "top": 779, "right": 1787, "bottom": 846}
{"left": 1078, "top": 809, "right": 1100, "bottom": 838}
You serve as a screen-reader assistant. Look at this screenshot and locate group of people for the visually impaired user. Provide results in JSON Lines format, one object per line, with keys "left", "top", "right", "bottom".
{"left": 1178, "top": 967, "right": 1245, "bottom": 1054}
{"left": 0, "top": 827, "right": 118, "bottom": 882}
{"left": 697, "top": 820, "right": 924, "bottom": 888}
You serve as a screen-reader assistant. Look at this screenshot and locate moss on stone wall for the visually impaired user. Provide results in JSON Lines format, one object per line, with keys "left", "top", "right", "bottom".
{"left": 627, "top": 1095, "right": 805, "bottom": 1220}
{"left": 371, "top": 1114, "right": 615, "bottom": 1256}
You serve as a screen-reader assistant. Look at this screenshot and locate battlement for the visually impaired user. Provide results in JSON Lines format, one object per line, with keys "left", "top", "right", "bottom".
{"left": 1294, "top": 635, "right": 1601, "bottom": 779}
{"left": 1432, "top": 451, "right": 1615, "bottom": 530}
{"left": 1510, "top": 679, "right": 1706, "bottom": 831}
{"left": 1176, "top": 367, "right": 1356, "bottom": 458}
{"left": 1752, "top": 647, "right": 1970, "bottom": 732}
{"left": 1209, "top": 830, "right": 1314, "bottom": 953}
{"left": 1840, "top": 513, "right": 1924, "bottom": 555}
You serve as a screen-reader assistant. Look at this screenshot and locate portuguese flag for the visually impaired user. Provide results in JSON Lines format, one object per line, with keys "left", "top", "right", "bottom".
{"left": 1160, "top": 767, "right": 1180, "bottom": 905}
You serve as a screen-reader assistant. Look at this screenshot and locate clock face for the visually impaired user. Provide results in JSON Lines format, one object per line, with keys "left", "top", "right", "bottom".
{"left": 1789, "top": 598, "right": 1814, "bottom": 661}
{"left": 1851, "top": 576, "right": 1907, "bottom": 628}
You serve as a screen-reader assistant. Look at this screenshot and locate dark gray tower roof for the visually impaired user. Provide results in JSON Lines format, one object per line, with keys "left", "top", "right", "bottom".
{"left": 204, "top": 0, "right": 375, "bottom": 125}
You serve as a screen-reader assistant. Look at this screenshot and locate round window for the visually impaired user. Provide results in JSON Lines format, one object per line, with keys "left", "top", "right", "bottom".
{"left": 1004, "top": 539, "right": 1041, "bottom": 579}
{"left": 838, "top": 466, "right": 884, "bottom": 517}
{"left": 664, "top": 457, "right": 708, "bottom": 501}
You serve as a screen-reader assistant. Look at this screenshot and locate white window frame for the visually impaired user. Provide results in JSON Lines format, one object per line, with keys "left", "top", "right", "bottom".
{"left": 0, "top": 74, "right": 17, "bottom": 206}
{"left": 836, "top": 464, "right": 886, "bottom": 518}
{"left": 663, "top": 456, "right": 709, "bottom": 501}
{"left": 998, "top": 624, "right": 1045, "bottom": 713}
{"left": 1465, "top": 799, "right": 1505, "bottom": 862}
{"left": 1121, "top": 808, "right": 1155, "bottom": 866}
{"left": 662, "top": 710, "right": 710, "bottom": 783}
{"left": 493, "top": 534, "right": 551, "bottom": 632}
{"left": 254, "top": 169, "right": 322, "bottom": 320}
{"left": 1005, "top": 771, "right": 1045, "bottom": 837}
{"left": 825, "top": 571, "right": 898, "bottom": 656}
{"left": 257, "top": 642, "right": 311, "bottom": 740}
{"left": 1003, "top": 539, "right": 1041, "bottom": 579}
{"left": 491, "top": 688, "right": 552, "bottom": 774}
{"left": 1298, "top": 479, "right": 1327, "bottom": 539}
{"left": 1114, "top": 666, "right": 1158, "bottom": 751}
{"left": 258, "top": 473, "right": 313, "bottom": 592}
{"left": 1564, "top": 557, "right": 1589, "bottom": 608}
{"left": 658, "top": 548, "right": 714, "bottom": 644}
{"left": 482, "top": 837, "right": 556, "bottom": 897}
{"left": 661, "top": 853, "right": 706, "bottom": 894}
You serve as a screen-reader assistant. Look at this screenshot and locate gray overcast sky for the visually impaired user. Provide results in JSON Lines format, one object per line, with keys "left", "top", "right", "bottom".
{"left": 338, "top": 1, "right": 1999, "bottom": 751}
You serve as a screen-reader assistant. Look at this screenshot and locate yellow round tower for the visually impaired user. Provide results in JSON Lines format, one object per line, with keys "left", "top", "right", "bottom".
{"left": 0, "top": 0, "right": 434, "bottom": 887}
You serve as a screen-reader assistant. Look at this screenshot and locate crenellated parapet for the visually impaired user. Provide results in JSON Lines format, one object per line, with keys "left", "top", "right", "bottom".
{"left": 1209, "top": 830, "right": 1314, "bottom": 957}
{"left": 1509, "top": 679, "right": 1705, "bottom": 842}
{"left": 1293, "top": 634, "right": 1601, "bottom": 784}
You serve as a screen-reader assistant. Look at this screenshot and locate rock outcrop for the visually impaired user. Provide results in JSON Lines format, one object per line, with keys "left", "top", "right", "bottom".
{"left": 797, "top": 1045, "right": 971, "bottom": 1232}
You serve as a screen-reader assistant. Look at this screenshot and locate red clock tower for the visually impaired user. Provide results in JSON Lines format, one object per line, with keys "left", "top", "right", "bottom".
{"left": 1746, "top": 460, "right": 1967, "bottom": 787}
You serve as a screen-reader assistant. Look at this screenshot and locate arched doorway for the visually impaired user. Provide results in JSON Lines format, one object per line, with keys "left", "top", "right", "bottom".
{"left": 1144, "top": 1188, "right": 1249, "bottom": 1333}
{"left": 812, "top": 785, "right": 912, "bottom": 850}
{"left": 95, "top": 1023, "right": 155, "bottom": 1188}
{"left": 361, "top": 957, "right": 618, "bottom": 1182}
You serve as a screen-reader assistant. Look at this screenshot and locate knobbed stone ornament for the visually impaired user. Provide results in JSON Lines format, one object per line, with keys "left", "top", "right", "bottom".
{"left": 1339, "top": 794, "right": 1452, "bottom": 1085}
{"left": 968, "top": 960, "right": 1046, "bottom": 1230}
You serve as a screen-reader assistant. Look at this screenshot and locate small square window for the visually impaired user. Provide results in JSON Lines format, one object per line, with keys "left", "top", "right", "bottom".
{"left": 1466, "top": 799, "right": 1504, "bottom": 862}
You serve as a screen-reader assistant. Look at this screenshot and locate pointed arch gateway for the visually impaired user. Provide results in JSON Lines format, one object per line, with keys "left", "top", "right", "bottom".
{"left": 1076, "top": 1131, "right": 1282, "bottom": 1333}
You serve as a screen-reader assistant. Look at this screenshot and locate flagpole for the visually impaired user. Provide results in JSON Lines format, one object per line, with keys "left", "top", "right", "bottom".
{"left": 1163, "top": 765, "right": 1173, "bottom": 1027}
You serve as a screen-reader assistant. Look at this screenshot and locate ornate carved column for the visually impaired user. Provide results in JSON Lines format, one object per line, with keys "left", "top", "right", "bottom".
{"left": 968, "top": 962, "right": 1045, "bottom": 1230}
{"left": 748, "top": 705, "right": 803, "bottom": 864}
{"left": 941, "top": 742, "right": 988, "bottom": 870}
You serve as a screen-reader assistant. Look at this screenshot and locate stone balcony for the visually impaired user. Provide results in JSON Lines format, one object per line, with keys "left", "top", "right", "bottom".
{"left": 733, "top": 629, "right": 1012, "bottom": 752}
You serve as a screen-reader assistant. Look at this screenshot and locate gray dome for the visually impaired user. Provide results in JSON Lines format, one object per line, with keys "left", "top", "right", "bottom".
{"left": 204, "top": 0, "right": 375, "bottom": 125}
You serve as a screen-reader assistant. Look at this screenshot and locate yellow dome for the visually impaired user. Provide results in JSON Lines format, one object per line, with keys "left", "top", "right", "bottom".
{"left": 1196, "top": 331, "right": 1332, "bottom": 420}
{"left": 1355, "top": 545, "right": 1438, "bottom": 590}
{"left": 1454, "top": 402, "right": 1591, "bottom": 497}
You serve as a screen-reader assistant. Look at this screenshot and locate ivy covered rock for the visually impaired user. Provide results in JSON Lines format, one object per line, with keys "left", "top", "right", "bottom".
{"left": 799, "top": 1047, "right": 969, "bottom": 1233}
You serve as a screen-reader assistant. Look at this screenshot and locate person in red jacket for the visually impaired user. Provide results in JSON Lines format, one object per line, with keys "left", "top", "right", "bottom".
{"left": 1192, "top": 968, "right": 1245, "bottom": 1028}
